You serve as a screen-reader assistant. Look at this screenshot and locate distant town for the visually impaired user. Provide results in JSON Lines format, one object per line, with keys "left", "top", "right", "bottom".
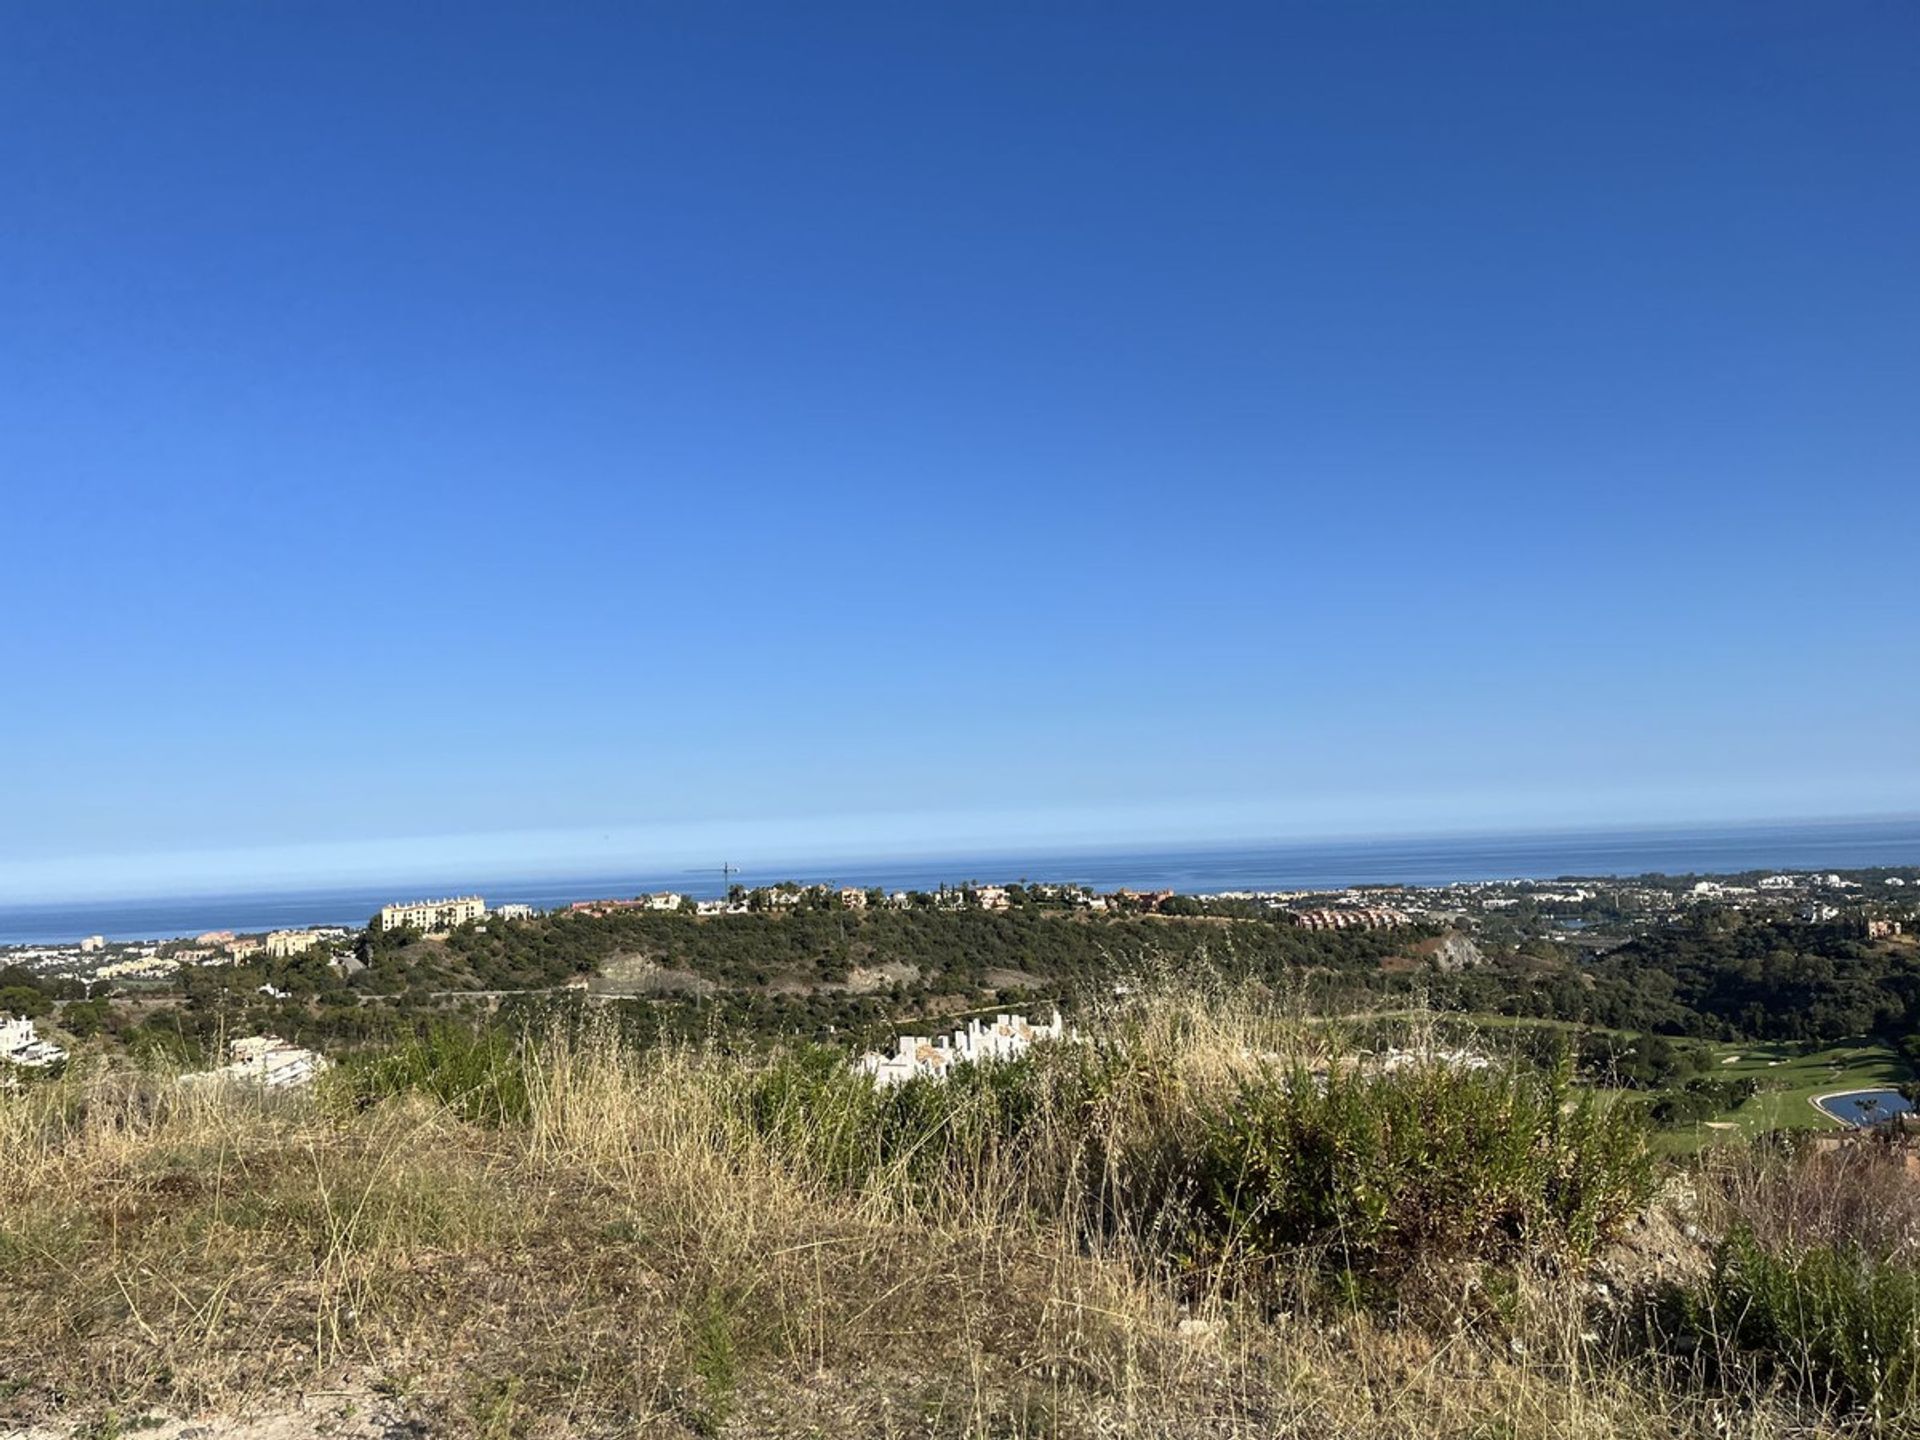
{"left": 4, "top": 866, "right": 1909, "bottom": 996}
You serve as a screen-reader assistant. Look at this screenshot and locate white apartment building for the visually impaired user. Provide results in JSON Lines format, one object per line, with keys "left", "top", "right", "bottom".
{"left": 857, "top": 1010, "right": 1066, "bottom": 1087}
{"left": 377, "top": 895, "right": 487, "bottom": 932}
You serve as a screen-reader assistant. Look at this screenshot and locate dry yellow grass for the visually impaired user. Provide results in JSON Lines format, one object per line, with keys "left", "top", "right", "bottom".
{"left": 0, "top": 999, "right": 1857, "bottom": 1437}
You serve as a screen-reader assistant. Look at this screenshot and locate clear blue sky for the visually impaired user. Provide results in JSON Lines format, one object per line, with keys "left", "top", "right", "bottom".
{"left": 3, "top": 3, "right": 1917, "bottom": 900}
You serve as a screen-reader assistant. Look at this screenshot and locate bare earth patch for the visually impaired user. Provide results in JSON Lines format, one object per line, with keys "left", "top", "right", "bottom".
{"left": 836, "top": 961, "right": 919, "bottom": 993}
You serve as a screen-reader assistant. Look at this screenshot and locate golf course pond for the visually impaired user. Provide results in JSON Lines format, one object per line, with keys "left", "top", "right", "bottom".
{"left": 1814, "top": 1088, "right": 1915, "bottom": 1128}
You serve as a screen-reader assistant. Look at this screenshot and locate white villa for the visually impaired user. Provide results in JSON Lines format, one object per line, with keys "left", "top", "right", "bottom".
{"left": 1, "top": 1015, "right": 67, "bottom": 1068}
{"left": 185, "top": 1035, "right": 331, "bottom": 1090}
{"left": 857, "top": 1010, "right": 1066, "bottom": 1087}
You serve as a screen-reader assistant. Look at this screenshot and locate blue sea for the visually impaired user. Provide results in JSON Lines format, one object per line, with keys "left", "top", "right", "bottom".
{"left": 3, "top": 818, "right": 1918, "bottom": 946}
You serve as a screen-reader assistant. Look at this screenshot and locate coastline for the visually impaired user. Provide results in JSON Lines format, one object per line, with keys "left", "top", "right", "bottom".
{"left": 4, "top": 817, "right": 1919, "bottom": 947}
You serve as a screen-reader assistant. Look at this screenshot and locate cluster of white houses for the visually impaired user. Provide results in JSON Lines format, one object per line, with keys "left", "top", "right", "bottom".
{"left": 857, "top": 1009, "right": 1066, "bottom": 1087}
{"left": 2, "top": 1016, "right": 327, "bottom": 1090}
{"left": 570, "top": 885, "right": 1017, "bottom": 918}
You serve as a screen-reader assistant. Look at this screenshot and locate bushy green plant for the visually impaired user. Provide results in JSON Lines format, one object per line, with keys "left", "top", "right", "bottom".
{"left": 733, "top": 1042, "right": 1101, "bottom": 1205}
{"left": 1141, "top": 1057, "right": 1651, "bottom": 1285}
{"left": 1688, "top": 1230, "right": 1920, "bottom": 1430}
{"left": 326, "top": 1021, "right": 531, "bottom": 1126}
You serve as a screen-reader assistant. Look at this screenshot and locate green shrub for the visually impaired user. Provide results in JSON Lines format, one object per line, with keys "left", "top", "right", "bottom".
{"left": 1688, "top": 1230, "right": 1920, "bottom": 1430}
{"left": 327, "top": 1022, "right": 531, "bottom": 1126}
{"left": 1142, "top": 1058, "right": 1652, "bottom": 1285}
{"left": 731, "top": 1041, "right": 1099, "bottom": 1205}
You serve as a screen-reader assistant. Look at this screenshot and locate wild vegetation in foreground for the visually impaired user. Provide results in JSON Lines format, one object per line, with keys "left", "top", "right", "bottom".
{"left": 4, "top": 987, "right": 1920, "bottom": 1438}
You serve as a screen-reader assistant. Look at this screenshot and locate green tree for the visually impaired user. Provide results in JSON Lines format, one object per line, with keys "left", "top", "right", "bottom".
{"left": 0, "top": 985, "right": 51, "bottom": 1019}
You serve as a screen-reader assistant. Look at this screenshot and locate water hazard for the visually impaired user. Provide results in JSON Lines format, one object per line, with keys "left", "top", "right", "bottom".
{"left": 1816, "top": 1089, "right": 1914, "bottom": 1128}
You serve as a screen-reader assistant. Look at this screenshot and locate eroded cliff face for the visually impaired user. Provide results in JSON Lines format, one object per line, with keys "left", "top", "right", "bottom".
{"left": 1429, "top": 931, "right": 1487, "bottom": 973}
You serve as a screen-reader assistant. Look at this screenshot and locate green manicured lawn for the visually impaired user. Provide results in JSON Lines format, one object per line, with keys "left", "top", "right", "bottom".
{"left": 1659, "top": 1037, "right": 1913, "bottom": 1152}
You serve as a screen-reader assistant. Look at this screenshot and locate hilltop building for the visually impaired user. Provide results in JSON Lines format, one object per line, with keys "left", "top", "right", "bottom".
{"left": 569, "top": 897, "right": 642, "bottom": 916}
{"left": 1288, "top": 907, "right": 1410, "bottom": 932}
{"left": 377, "top": 896, "right": 486, "bottom": 932}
